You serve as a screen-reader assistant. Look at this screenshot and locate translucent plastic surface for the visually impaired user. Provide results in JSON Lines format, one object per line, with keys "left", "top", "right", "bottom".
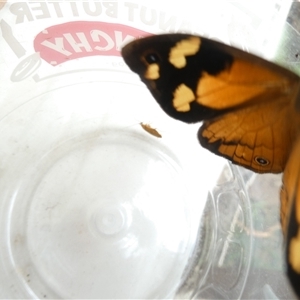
{"left": 0, "top": 76, "right": 219, "bottom": 298}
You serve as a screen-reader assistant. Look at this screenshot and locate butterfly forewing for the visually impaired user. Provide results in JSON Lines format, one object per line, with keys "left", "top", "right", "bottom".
{"left": 122, "top": 34, "right": 299, "bottom": 116}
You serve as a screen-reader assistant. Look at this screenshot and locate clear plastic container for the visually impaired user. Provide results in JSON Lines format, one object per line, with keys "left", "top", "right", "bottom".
{"left": 0, "top": 1, "right": 298, "bottom": 299}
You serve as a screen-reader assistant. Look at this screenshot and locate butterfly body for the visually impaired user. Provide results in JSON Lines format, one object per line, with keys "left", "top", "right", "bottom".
{"left": 122, "top": 34, "right": 300, "bottom": 173}
{"left": 281, "top": 137, "right": 300, "bottom": 297}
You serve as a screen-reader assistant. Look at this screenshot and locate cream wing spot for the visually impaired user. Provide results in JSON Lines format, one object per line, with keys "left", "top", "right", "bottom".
{"left": 169, "top": 37, "right": 201, "bottom": 68}
{"left": 173, "top": 84, "right": 195, "bottom": 112}
{"left": 290, "top": 229, "right": 300, "bottom": 273}
{"left": 144, "top": 63, "right": 160, "bottom": 80}
{"left": 289, "top": 175, "right": 300, "bottom": 273}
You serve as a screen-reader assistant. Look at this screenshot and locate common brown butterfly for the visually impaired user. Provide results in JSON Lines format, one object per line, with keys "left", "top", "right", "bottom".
{"left": 121, "top": 33, "right": 300, "bottom": 297}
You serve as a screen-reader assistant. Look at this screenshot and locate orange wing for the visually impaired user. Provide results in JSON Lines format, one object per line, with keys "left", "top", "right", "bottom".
{"left": 198, "top": 94, "right": 300, "bottom": 173}
{"left": 122, "top": 34, "right": 300, "bottom": 124}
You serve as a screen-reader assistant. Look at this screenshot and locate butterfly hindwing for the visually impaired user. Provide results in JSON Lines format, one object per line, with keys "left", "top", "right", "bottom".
{"left": 198, "top": 94, "right": 298, "bottom": 173}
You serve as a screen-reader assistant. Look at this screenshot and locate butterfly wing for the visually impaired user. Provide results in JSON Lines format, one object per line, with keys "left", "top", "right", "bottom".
{"left": 281, "top": 137, "right": 300, "bottom": 297}
{"left": 198, "top": 95, "right": 299, "bottom": 173}
{"left": 122, "top": 34, "right": 300, "bottom": 123}
{"left": 122, "top": 34, "right": 300, "bottom": 173}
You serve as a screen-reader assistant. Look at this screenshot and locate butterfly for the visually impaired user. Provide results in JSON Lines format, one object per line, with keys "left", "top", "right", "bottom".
{"left": 140, "top": 122, "right": 162, "bottom": 138}
{"left": 121, "top": 33, "right": 300, "bottom": 297}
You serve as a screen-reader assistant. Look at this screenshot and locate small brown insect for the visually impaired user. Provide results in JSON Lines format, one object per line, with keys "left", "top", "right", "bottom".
{"left": 140, "top": 122, "right": 162, "bottom": 138}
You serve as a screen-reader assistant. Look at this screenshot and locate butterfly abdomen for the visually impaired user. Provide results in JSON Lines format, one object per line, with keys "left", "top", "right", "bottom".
{"left": 281, "top": 137, "right": 300, "bottom": 297}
